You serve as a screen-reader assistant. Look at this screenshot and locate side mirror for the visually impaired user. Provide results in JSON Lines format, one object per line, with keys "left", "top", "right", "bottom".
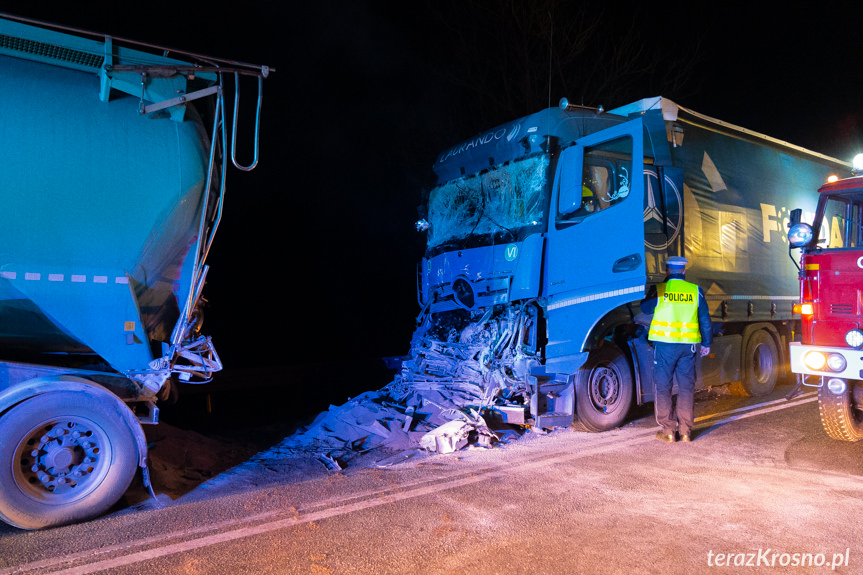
{"left": 557, "top": 147, "right": 583, "bottom": 218}
{"left": 789, "top": 208, "right": 802, "bottom": 227}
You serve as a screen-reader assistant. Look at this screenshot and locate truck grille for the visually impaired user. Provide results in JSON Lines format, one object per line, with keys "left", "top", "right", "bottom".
{"left": 0, "top": 34, "right": 103, "bottom": 68}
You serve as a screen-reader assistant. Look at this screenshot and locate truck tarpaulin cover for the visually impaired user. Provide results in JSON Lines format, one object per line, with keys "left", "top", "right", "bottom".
{"left": 674, "top": 126, "right": 828, "bottom": 299}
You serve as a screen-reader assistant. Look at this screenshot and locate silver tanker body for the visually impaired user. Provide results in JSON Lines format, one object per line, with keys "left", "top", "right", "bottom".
{"left": 0, "top": 15, "right": 270, "bottom": 529}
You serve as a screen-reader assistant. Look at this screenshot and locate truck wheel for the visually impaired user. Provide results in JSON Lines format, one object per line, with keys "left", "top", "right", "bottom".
{"left": 574, "top": 346, "right": 634, "bottom": 432}
{"left": 742, "top": 330, "right": 778, "bottom": 396}
{"left": 0, "top": 391, "right": 139, "bottom": 530}
{"left": 818, "top": 383, "right": 863, "bottom": 442}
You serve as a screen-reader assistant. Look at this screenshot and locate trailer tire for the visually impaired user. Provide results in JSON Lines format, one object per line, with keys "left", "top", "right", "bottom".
{"left": 574, "top": 346, "right": 633, "bottom": 432}
{"left": 0, "top": 391, "right": 139, "bottom": 530}
{"left": 742, "top": 330, "right": 779, "bottom": 397}
{"left": 818, "top": 383, "right": 863, "bottom": 442}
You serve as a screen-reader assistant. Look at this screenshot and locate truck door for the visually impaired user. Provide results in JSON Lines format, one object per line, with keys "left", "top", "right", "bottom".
{"left": 544, "top": 119, "right": 646, "bottom": 369}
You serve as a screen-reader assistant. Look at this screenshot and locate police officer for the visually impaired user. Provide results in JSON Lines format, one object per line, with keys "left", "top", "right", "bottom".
{"left": 641, "top": 256, "right": 712, "bottom": 443}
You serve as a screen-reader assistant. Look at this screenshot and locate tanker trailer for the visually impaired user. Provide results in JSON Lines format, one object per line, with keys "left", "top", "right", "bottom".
{"left": 0, "top": 15, "right": 271, "bottom": 529}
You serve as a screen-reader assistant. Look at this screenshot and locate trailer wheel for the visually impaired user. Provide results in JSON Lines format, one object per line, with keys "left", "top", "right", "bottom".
{"left": 574, "top": 346, "right": 633, "bottom": 432}
{"left": 742, "top": 330, "right": 778, "bottom": 396}
{"left": 0, "top": 391, "right": 139, "bottom": 530}
{"left": 818, "top": 383, "right": 863, "bottom": 442}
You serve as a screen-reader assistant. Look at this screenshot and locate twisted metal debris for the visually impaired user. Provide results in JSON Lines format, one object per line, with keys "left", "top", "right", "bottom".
{"left": 274, "top": 304, "right": 543, "bottom": 468}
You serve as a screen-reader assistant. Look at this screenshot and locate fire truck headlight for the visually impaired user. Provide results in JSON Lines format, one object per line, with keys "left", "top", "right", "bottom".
{"left": 788, "top": 223, "right": 813, "bottom": 248}
{"left": 827, "top": 378, "right": 847, "bottom": 395}
{"left": 827, "top": 353, "right": 847, "bottom": 372}
{"left": 853, "top": 153, "right": 863, "bottom": 173}
{"left": 846, "top": 329, "right": 863, "bottom": 348}
{"left": 804, "top": 351, "right": 827, "bottom": 370}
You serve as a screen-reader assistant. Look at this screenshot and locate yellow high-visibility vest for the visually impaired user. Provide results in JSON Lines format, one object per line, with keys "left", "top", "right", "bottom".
{"left": 648, "top": 279, "right": 701, "bottom": 344}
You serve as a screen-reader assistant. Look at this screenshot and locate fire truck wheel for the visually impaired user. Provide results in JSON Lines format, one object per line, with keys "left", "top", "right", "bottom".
{"left": 574, "top": 345, "right": 634, "bottom": 432}
{"left": 0, "top": 391, "right": 139, "bottom": 530}
{"left": 742, "top": 330, "right": 779, "bottom": 396}
{"left": 818, "top": 383, "right": 863, "bottom": 442}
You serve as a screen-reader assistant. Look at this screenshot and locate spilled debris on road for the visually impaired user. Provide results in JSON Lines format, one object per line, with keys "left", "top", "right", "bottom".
{"left": 271, "top": 312, "right": 546, "bottom": 470}
{"left": 274, "top": 380, "right": 518, "bottom": 472}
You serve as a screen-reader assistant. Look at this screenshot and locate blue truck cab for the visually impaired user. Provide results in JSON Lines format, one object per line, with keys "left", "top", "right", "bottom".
{"left": 411, "top": 97, "right": 847, "bottom": 432}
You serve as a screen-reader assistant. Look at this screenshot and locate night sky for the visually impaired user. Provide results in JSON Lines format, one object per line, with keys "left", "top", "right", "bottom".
{"left": 2, "top": 2, "right": 861, "bottom": 376}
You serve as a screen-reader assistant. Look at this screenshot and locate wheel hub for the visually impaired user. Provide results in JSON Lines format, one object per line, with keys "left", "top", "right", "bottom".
{"left": 590, "top": 366, "right": 620, "bottom": 411}
{"left": 754, "top": 343, "right": 774, "bottom": 384}
{"left": 43, "top": 442, "right": 77, "bottom": 473}
{"left": 16, "top": 420, "right": 103, "bottom": 498}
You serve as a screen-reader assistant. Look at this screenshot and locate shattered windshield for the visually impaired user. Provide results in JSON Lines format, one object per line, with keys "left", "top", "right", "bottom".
{"left": 426, "top": 154, "right": 549, "bottom": 250}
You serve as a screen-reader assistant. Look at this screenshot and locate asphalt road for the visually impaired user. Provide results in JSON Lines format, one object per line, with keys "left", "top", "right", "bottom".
{"left": 2, "top": 386, "right": 863, "bottom": 575}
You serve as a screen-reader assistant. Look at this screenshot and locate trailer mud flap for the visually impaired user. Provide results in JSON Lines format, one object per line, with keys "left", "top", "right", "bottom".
{"left": 629, "top": 335, "right": 685, "bottom": 404}
{"left": 630, "top": 334, "right": 735, "bottom": 404}
{"left": 629, "top": 336, "right": 659, "bottom": 405}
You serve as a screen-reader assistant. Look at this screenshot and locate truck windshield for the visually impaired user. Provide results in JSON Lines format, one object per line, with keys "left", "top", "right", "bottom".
{"left": 817, "top": 192, "right": 863, "bottom": 248}
{"left": 426, "top": 154, "right": 549, "bottom": 250}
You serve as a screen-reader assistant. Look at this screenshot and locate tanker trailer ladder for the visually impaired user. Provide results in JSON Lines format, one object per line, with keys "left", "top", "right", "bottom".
{"left": 231, "top": 72, "right": 266, "bottom": 171}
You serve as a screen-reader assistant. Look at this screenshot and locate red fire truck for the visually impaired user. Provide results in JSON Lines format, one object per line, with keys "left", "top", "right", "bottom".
{"left": 788, "top": 154, "right": 863, "bottom": 441}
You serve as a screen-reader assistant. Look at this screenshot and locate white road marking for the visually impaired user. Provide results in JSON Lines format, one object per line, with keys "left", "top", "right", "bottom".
{"left": 2, "top": 393, "right": 820, "bottom": 575}
{"left": 694, "top": 391, "right": 817, "bottom": 423}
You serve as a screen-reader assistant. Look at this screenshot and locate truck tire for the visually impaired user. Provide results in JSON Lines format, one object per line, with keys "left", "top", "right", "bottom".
{"left": 818, "top": 383, "right": 863, "bottom": 442}
{"left": 0, "top": 391, "right": 139, "bottom": 530}
{"left": 742, "top": 330, "right": 778, "bottom": 396}
{"left": 574, "top": 345, "right": 633, "bottom": 432}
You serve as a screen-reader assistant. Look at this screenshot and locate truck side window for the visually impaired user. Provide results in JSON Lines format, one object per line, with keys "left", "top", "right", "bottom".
{"left": 558, "top": 136, "right": 633, "bottom": 223}
{"left": 820, "top": 195, "right": 863, "bottom": 248}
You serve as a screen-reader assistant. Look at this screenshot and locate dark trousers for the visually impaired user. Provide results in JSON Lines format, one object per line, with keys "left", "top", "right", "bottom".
{"left": 652, "top": 341, "right": 697, "bottom": 435}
